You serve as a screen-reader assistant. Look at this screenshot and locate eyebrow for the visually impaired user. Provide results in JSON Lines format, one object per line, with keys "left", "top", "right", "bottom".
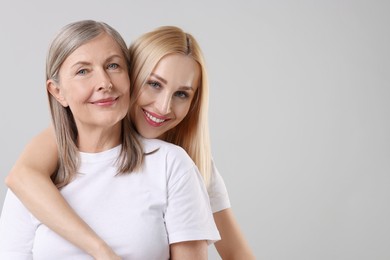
{"left": 150, "top": 73, "right": 194, "bottom": 91}
{"left": 150, "top": 73, "right": 167, "bottom": 84}
{"left": 71, "top": 61, "right": 91, "bottom": 69}
{"left": 71, "top": 54, "right": 124, "bottom": 69}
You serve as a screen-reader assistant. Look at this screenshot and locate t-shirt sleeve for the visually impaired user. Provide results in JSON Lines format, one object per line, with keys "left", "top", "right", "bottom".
{"left": 0, "top": 190, "right": 35, "bottom": 259}
{"left": 207, "top": 159, "right": 231, "bottom": 213}
{"left": 164, "top": 151, "right": 220, "bottom": 245}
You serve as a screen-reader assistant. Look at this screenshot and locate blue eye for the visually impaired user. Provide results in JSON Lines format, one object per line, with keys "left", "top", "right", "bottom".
{"left": 108, "top": 63, "right": 119, "bottom": 69}
{"left": 175, "top": 91, "right": 189, "bottom": 99}
{"left": 147, "top": 81, "right": 161, "bottom": 88}
{"left": 77, "top": 69, "right": 87, "bottom": 75}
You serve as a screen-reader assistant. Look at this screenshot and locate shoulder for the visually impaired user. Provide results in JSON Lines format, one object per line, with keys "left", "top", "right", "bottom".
{"left": 141, "top": 138, "right": 192, "bottom": 163}
{"left": 140, "top": 138, "right": 196, "bottom": 175}
{"left": 139, "top": 138, "right": 200, "bottom": 192}
{"left": 140, "top": 137, "right": 181, "bottom": 153}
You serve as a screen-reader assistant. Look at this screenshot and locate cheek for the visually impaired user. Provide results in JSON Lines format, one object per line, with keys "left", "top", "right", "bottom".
{"left": 119, "top": 80, "right": 131, "bottom": 96}
{"left": 63, "top": 93, "right": 84, "bottom": 108}
{"left": 134, "top": 90, "right": 155, "bottom": 113}
{"left": 175, "top": 103, "right": 192, "bottom": 122}
{"left": 121, "top": 90, "right": 131, "bottom": 107}
{"left": 65, "top": 85, "right": 92, "bottom": 103}
{"left": 137, "top": 88, "right": 155, "bottom": 104}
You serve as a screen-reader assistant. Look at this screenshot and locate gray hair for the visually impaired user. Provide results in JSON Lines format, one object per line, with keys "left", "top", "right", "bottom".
{"left": 47, "top": 20, "right": 143, "bottom": 188}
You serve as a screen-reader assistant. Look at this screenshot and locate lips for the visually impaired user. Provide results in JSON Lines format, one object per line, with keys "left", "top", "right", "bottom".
{"left": 143, "top": 109, "right": 170, "bottom": 127}
{"left": 91, "top": 97, "right": 118, "bottom": 106}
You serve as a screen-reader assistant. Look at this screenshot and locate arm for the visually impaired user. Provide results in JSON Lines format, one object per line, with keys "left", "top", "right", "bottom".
{"left": 208, "top": 160, "right": 255, "bottom": 259}
{"left": 5, "top": 127, "right": 120, "bottom": 260}
{"left": 170, "top": 240, "right": 207, "bottom": 260}
{"left": 213, "top": 208, "right": 256, "bottom": 260}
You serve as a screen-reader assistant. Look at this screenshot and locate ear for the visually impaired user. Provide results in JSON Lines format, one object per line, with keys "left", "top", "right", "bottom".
{"left": 47, "top": 79, "right": 68, "bottom": 107}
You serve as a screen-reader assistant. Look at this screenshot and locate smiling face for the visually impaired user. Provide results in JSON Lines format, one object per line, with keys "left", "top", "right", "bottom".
{"left": 48, "top": 33, "right": 130, "bottom": 132}
{"left": 131, "top": 53, "right": 201, "bottom": 139}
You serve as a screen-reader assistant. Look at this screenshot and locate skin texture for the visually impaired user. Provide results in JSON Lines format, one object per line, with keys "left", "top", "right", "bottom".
{"left": 6, "top": 45, "right": 254, "bottom": 260}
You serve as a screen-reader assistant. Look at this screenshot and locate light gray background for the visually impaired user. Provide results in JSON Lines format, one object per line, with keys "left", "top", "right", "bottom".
{"left": 1, "top": 0, "right": 389, "bottom": 259}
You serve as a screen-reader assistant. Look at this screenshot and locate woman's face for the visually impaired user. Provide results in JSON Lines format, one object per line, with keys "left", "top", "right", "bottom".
{"left": 132, "top": 53, "right": 200, "bottom": 139}
{"left": 49, "top": 33, "right": 130, "bottom": 132}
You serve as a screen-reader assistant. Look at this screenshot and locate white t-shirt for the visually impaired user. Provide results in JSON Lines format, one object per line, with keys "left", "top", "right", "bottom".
{"left": 208, "top": 160, "right": 231, "bottom": 213}
{"left": 0, "top": 138, "right": 220, "bottom": 260}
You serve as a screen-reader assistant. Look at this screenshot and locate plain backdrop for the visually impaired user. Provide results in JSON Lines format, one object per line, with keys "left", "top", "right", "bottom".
{"left": 1, "top": 0, "right": 389, "bottom": 259}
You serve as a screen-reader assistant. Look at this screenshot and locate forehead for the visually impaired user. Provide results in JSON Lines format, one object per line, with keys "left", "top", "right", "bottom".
{"left": 152, "top": 53, "right": 201, "bottom": 87}
{"left": 64, "top": 33, "right": 125, "bottom": 65}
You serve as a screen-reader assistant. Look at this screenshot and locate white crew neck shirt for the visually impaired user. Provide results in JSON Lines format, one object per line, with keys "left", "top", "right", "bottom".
{"left": 0, "top": 138, "right": 220, "bottom": 259}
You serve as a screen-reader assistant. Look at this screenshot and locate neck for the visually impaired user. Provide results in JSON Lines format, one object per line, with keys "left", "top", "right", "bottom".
{"left": 76, "top": 123, "right": 122, "bottom": 153}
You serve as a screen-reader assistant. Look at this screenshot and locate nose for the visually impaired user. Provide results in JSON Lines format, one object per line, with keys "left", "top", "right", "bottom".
{"left": 155, "top": 93, "right": 172, "bottom": 115}
{"left": 97, "top": 70, "right": 112, "bottom": 92}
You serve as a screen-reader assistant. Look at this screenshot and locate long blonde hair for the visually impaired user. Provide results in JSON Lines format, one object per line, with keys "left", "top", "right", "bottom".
{"left": 47, "top": 20, "right": 143, "bottom": 188}
{"left": 129, "top": 26, "right": 212, "bottom": 186}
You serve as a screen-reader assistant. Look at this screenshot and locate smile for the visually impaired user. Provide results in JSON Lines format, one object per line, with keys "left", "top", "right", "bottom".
{"left": 144, "top": 110, "right": 165, "bottom": 123}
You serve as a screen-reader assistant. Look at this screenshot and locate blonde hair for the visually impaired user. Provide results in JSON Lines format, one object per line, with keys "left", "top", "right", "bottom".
{"left": 47, "top": 20, "right": 143, "bottom": 188}
{"left": 129, "top": 26, "right": 212, "bottom": 186}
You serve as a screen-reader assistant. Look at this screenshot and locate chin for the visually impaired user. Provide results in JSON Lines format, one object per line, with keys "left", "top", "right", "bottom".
{"left": 138, "top": 130, "right": 159, "bottom": 139}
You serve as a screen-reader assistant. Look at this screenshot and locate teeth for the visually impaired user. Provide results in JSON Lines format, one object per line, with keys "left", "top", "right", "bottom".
{"left": 145, "top": 111, "right": 165, "bottom": 123}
